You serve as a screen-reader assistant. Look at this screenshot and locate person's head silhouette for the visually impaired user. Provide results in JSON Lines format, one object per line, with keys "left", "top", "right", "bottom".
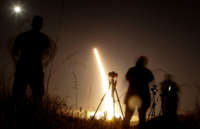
{"left": 164, "top": 74, "right": 173, "bottom": 80}
{"left": 136, "top": 56, "right": 148, "bottom": 67}
{"left": 31, "top": 15, "right": 43, "bottom": 31}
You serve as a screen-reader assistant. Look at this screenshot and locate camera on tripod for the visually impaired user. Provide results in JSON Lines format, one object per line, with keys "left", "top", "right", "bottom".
{"left": 108, "top": 71, "right": 118, "bottom": 78}
{"left": 92, "top": 71, "right": 124, "bottom": 119}
{"left": 151, "top": 85, "right": 158, "bottom": 95}
{"left": 148, "top": 84, "right": 158, "bottom": 120}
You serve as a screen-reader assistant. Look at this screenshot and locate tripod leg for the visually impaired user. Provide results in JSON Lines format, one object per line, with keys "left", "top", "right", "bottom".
{"left": 148, "top": 103, "right": 156, "bottom": 120}
{"left": 148, "top": 94, "right": 157, "bottom": 120}
{"left": 92, "top": 93, "right": 107, "bottom": 119}
{"left": 159, "top": 106, "right": 163, "bottom": 116}
{"left": 113, "top": 94, "right": 115, "bottom": 118}
{"left": 152, "top": 108, "right": 155, "bottom": 118}
{"left": 159, "top": 99, "right": 163, "bottom": 116}
{"left": 115, "top": 89, "right": 124, "bottom": 119}
{"left": 148, "top": 107, "right": 152, "bottom": 120}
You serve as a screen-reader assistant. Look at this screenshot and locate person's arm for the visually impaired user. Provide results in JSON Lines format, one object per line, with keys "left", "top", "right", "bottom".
{"left": 126, "top": 68, "right": 133, "bottom": 81}
{"left": 12, "top": 35, "right": 22, "bottom": 63}
{"left": 148, "top": 70, "right": 157, "bottom": 91}
{"left": 42, "top": 35, "right": 57, "bottom": 67}
{"left": 149, "top": 70, "right": 155, "bottom": 82}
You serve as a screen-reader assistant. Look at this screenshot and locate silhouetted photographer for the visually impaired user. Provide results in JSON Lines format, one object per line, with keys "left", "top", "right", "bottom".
{"left": 123, "top": 56, "right": 155, "bottom": 128}
{"left": 12, "top": 16, "right": 55, "bottom": 112}
{"left": 160, "top": 74, "right": 179, "bottom": 120}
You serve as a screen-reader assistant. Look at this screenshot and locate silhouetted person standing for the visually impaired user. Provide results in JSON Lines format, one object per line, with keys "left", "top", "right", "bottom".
{"left": 160, "top": 74, "right": 179, "bottom": 120}
{"left": 12, "top": 16, "right": 51, "bottom": 111}
{"left": 123, "top": 56, "right": 154, "bottom": 128}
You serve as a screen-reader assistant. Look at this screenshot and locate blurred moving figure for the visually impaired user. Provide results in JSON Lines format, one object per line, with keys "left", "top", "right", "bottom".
{"left": 160, "top": 74, "right": 179, "bottom": 120}
{"left": 123, "top": 56, "right": 155, "bottom": 128}
{"left": 12, "top": 16, "right": 55, "bottom": 111}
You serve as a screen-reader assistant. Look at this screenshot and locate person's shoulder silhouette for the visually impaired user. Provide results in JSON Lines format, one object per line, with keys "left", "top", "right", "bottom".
{"left": 13, "top": 16, "right": 50, "bottom": 63}
{"left": 126, "top": 56, "right": 154, "bottom": 84}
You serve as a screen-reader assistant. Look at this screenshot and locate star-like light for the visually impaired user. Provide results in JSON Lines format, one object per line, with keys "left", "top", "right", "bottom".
{"left": 13, "top": 5, "right": 22, "bottom": 14}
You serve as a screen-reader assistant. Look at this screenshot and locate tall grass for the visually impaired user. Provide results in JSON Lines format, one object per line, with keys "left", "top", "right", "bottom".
{"left": 0, "top": 70, "right": 200, "bottom": 129}
{"left": 0, "top": 71, "right": 123, "bottom": 129}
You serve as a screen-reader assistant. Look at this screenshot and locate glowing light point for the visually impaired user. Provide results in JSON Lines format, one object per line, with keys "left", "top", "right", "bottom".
{"left": 13, "top": 6, "right": 22, "bottom": 14}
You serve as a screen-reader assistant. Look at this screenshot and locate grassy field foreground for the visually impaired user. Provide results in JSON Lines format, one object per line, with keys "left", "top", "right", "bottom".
{"left": 0, "top": 73, "right": 200, "bottom": 129}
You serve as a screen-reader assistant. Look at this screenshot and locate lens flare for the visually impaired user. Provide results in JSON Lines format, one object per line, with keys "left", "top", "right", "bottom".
{"left": 128, "top": 95, "right": 142, "bottom": 110}
{"left": 94, "top": 48, "right": 113, "bottom": 120}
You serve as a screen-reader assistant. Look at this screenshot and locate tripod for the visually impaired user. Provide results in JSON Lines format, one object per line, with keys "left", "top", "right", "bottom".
{"left": 148, "top": 86, "right": 158, "bottom": 120}
{"left": 92, "top": 72, "right": 124, "bottom": 120}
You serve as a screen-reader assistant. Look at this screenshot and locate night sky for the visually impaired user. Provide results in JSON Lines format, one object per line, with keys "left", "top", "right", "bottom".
{"left": 0, "top": 0, "right": 200, "bottom": 114}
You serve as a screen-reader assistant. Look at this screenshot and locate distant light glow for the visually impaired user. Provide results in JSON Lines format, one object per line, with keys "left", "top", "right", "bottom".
{"left": 13, "top": 5, "right": 22, "bottom": 14}
{"left": 94, "top": 48, "right": 114, "bottom": 120}
{"left": 88, "top": 111, "right": 124, "bottom": 120}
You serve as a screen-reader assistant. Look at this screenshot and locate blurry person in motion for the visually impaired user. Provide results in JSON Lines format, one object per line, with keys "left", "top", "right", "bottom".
{"left": 12, "top": 16, "right": 56, "bottom": 112}
{"left": 123, "top": 56, "right": 155, "bottom": 128}
{"left": 160, "top": 74, "right": 179, "bottom": 120}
